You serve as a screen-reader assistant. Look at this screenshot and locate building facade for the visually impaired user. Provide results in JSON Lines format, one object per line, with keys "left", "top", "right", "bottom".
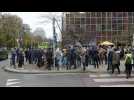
{"left": 62, "top": 12, "right": 134, "bottom": 46}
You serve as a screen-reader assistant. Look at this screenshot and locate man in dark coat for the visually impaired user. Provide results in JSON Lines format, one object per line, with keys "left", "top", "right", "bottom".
{"left": 92, "top": 47, "right": 99, "bottom": 69}
{"left": 37, "top": 49, "right": 43, "bottom": 68}
{"left": 46, "top": 48, "right": 53, "bottom": 70}
{"left": 24, "top": 49, "right": 29, "bottom": 63}
{"left": 18, "top": 49, "right": 24, "bottom": 68}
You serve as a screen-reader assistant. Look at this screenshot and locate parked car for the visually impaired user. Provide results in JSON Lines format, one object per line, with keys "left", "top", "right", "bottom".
{"left": 0, "top": 47, "right": 8, "bottom": 60}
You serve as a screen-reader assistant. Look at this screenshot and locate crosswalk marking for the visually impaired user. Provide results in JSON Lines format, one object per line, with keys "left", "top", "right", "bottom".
{"left": 89, "top": 74, "right": 134, "bottom": 78}
{"left": 9, "top": 86, "right": 22, "bottom": 87}
{"left": 90, "top": 73, "right": 134, "bottom": 87}
{"left": 100, "top": 84, "right": 134, "bottom": 87}
{"left": 94, "top": 78, "right": 134, "bottom": 82}
{"left": 6, "top": 82, "right": 21, "bottom": 86}
{"left": 7, "top": 79, "right": 20, "bottom": 82}
{"left": 6, "top": 79, "right": 22, "bottom": 87}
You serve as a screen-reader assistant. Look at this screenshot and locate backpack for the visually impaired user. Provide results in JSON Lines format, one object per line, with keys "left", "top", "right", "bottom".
{"left": 125, "top": 56, "right": 132, "bottom": 65}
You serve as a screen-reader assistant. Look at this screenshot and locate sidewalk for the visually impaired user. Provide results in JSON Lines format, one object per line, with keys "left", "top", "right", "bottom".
{"left": 3, "top": 61, "right": 126, "bottom": 74}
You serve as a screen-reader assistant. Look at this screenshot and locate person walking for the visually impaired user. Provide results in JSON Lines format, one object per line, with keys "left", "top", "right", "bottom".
{"left": 81, "top": 49, "right": 86, "bottom": 71}
{"left": 70, "top": 46, "right": 77, "bottom": 69}
{"left": 16, "top": 48, "right": 20, "bottom": 63}
{"left": 107, "top": 50, "right": 113, "bottom": 71}
{"left": 107, "top": 46, "right": 113, "bottom": 71}
{"left": 28, "top": 48, "right": 32, "bottom": 64}
{"left": 18, "top": 49, "right": 24, "bottom": 68}
{"left": 85, "top": 49, "right": 89, "bottom": 68}
{"left": 88, "top": 47, "right": 93, "bottom": 65}
{"left": 62, "top": 48, "right": 68, "bottom": 70}
{"left": 92, "top": 47, "right": 99, "bottom": 69}
{"left": 46, "top": 48, "right": 53, "bottom": 70}
{"left": 131, "top": 48, "right": 134, "bottom": 70}
{"left": 66, "top": 47, "right": 71, "bottom": 70}
{"left": 111, "top": 48, "right": 120, "bottom": 74}
{"left": 125, "top": 50, "right": 133, "bottom": 79}
{"left": 10, "top": 48, "right": 16, "bottom": 68}
{"left": 76, "top": 47, "right": 81, "bottom": 68}
{"left": 24, "top": 48, "right": 29, "bottom": 63}
{"left": 37, "top": 49, "right": 42, "bottom": 68}
{"left": 55, "top": 48, "right": 62, "bottom": 70}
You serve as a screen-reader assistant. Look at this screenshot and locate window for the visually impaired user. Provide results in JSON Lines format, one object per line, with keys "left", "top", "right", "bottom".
{"left": 80, "top": 25, "right": 86, "bottom": 32}
{"left": 75, "top": 18, "right": 80, "bottom": 24}
{"left": 97, "top": 18, "right": 101, "bottom": 24}
{"left": 86, "top": 25, "right": 91, "bottom": 32}
{"left": 75, "top": 25, "right": 80, "bottom": 33}
{"left": 118, "top": 24, "right": 123, "bottom": 30}
{"left": 112, "top": 12, "right": 117, "bottom": 17}
{"left": 107, "top": 18, "right": 111, "bottom": 24}
{"left": 117, "top": 12, "right": 123, "bottom": 17}
{"left": 97, "top": 12, "right": 101, "bottom": 17}
{"left": 102, "top": 12, "right": 106, "bottom": 17}
{"left": 66, "top": 14, "right": 70, "bottom": 17}
{"left": 102, "top": 25, "right": 106, "bottom": 31}
{"left": 91, "top": 12, "right": 96, "bottom": 17}
{"left": 70, "top": 18, "right": 75, "bottom": 24}
{"left": 102, "top": 18, "right": 106, "bottom": 24}
{"left": 128, "top": 12, "right": 132, "bottom": 16}
{"left": 96, "top": 24, "right": 102, "bottom": 32}
{"left": 123, "top": 12, "right": 127, "bottom": 17}
{"left": 91, "top": 18, "right": 96, "bottom": 24}
{"left": 66, "top": 20, "right": 69, "bottom": 24}
{"left": 81, "top": 18, "right": 86, "bottom": 24}
{"left": 86, "top": 18, "right": 90, "bottom": 24}
{"left": 129, "top": 17, "right": 133, "bottom": 24}
{"left": 112, "top": 24, "right": 118, "bottom": 30}
{"left": 66, "top": 18, "right": 70, "bottom": 24}
{"left": 91, "top": 25, "right": 96, "bottom": 31}
{"left": 107, "top": 12, "right": 111, "bottom": 17}
{"left": 86, "top": 12, "right": 91, "bottom": 17}
{"left": 117, "top": 18, "right": 123, "bottom": 23}
{"left": 107, "top": 25, "right": 112, "bottom": 31}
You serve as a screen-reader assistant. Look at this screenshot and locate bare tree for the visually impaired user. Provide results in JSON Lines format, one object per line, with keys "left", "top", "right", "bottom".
{"left": 39, "top": 12, "right": 62, "bottom": 41}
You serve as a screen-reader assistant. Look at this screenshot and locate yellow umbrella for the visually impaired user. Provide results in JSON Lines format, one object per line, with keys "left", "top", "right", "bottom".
{"left": 100, "top": 41, "right": 114, "bottom": 46}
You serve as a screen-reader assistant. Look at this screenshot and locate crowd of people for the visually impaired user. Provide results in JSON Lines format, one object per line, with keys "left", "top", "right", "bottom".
{"left": 10, "top": 48, "right": 53, "bottom": 70}
{"left": 55, "top": 45, "right": 134, "bottom": 78}
{"left": 10, "top": 45, "right": 134, "bottom": 79}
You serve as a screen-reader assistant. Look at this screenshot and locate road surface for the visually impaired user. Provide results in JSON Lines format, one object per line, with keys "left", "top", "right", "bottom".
{"left": 1, "top": 59, "right": 134, "bottom": 87}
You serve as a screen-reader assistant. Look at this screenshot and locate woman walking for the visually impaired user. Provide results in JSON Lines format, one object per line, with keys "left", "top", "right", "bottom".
{"left": 125, "top": 50, "right": 133, "bottom": 79}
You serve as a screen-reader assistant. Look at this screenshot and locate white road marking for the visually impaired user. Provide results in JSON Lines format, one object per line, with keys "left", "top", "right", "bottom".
{"left": 94, "top": 78, "right": 134, "bottom": 82}
{"left": 90, "top": 73, "right": 134, "bottom": 87}
{"left": 89, "top": 74, "right": 134, "bottom": 78}
{"left": 6, "top": 79, "right": 22, "bottom": 87}
{"left": 90, "top": 74, "right": 111, "bottom": 77}
{"left": 9, "top": 86, "right": 22, "bottom": 87}
{"left": 6, "top": 82, "right": 21, "bottom": 86}
{"left": 7, "top": 79, "right": 20, "bottom": 82}
{"left": 100, "top": 84, "right": 134, "bottom": 87}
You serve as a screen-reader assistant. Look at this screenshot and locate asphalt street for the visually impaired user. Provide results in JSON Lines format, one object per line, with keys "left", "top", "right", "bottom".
{"left": 0, "top": 59, "right": 95, "bottom": 87}
{"left": 1, "top": 59, "right": 134, "bottom": 87}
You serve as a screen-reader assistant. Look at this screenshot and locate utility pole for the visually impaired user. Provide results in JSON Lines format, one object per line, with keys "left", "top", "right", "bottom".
{"left": 53, "top": 17, "right": 56, "bottom": 69}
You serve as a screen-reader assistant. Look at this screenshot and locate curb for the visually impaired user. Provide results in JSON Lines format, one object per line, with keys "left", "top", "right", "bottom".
{"left": 3, "top": 66, "right": 103, "bottom": 74}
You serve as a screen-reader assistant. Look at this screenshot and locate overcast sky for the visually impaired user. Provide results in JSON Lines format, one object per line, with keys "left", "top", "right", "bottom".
{"left": 4, "top": 12, "right": 62, "bottom": 40}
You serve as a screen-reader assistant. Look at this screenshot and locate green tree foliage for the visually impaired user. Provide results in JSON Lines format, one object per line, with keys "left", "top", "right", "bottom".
{"left": 0, "top": 13, "right": 47, "bottom": 49}
{"left": 0, "top": 13, "right": 23, "bottom": 48}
